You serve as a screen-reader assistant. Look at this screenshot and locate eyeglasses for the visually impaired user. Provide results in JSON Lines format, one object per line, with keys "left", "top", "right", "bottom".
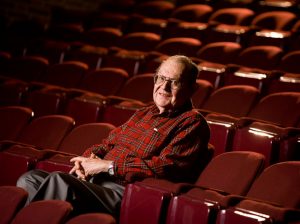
{"left": 154, "top": 75, "right": 183, "bottom": 90}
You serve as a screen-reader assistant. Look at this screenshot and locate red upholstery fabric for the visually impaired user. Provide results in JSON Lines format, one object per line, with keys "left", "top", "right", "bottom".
{"left": 66, "top": 213, "right": 116, "bottom": 224}
{"left": 0, "top": 106, "right": 33, "bottom": 141}
{"left": 79, "top": 67, "right": 129, "bottom": 96}
{"left": 201, "top": 85, "right": 260, "bottom": 117}
{"left": 0, "top": 186, "right": 28, "bottom": 224}
{"left": 11, "top": 200, "right": 73, "bottom": 224}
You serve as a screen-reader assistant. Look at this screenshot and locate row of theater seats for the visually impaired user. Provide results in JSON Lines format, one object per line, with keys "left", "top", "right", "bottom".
{"left": 0, "top": 106, "right": 299, "bottom": 224}
{"left": 2, "top": 1, "right": 300, "bottom": 54}
{"left": 0, "top": 106, "right": 115, "bottom": 186}
{"left": 0, "top": 186, "right": 116, "bottom": 224}
{"left": 1, "top": 152, "right": 299, "bottom": 224}
{"left": 2, "top": 2, "right": 300, "bottom": 72}
{"left": 0, "top": 50, "right": 299, "bottom": 164}
{"left": 120, "top": 153, "right": 300, "bottom": 224}
{"left": 0, "top": 41, "right": 299, "bottom": 95}
{"left": 0, "top": 96, "right": 299, "bottom": 184}
{"left": 57, "top": 6, "right": 300, "bottom": 52}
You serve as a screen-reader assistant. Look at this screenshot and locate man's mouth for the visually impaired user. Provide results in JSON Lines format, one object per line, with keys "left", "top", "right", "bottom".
{"left": 159, "top": 92, "right": 171, "bottom": 97}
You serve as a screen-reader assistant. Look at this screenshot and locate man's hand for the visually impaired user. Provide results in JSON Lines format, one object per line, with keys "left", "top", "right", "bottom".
{"left": 69, "top": 155, "right": 113, "bottom": 180}
{"left": 69, "top": 158, "right": 86, "bottom": 180}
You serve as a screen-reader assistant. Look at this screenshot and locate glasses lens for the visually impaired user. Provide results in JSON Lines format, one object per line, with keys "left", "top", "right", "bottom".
{"left": 171, "top": 81, "right": 180, "bottom": 89}
{"left": 154, "top": 75, "right": 181, "bottom": 89}
{"left": 154, "top": 75, "right": 163, "bottom": 84}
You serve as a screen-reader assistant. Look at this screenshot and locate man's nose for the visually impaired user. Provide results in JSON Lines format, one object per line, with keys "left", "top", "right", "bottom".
{"left": 161, "top": 80, "right": 172, "bottom": 91}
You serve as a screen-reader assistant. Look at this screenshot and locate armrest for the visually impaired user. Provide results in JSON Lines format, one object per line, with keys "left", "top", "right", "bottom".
{"left": 138, "top": 178, "right": 194, "bottom": 194}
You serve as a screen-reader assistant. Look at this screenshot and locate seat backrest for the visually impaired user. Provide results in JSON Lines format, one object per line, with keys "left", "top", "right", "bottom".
{"left": 80, "top": 67, "right": 129, "bottom": 96}
{"left": 202, "top": 85, "right": 260, "bottom": 117}
{"left": 248, "top": 92, "right": 300, "bottom": 127}
{"left": 116, "top": 73, "right": 155, "bottom": 103}
{"left": 155, "top": 37, "right": 202, "bottom": 57}
{"left": 235, "top": 45, "right": 283, "bottom": 71}
{"left": 0, "top": 186, "right": 28, "bottom": 224}
{"left": 47, "top": 23, "right": 83, "bottom": 42}
{"left": 170, "top": 4, "right": 213, "bottom": 22}
{"left": 42, "top": 61, "right": 89, "bottom": 88}
{"left": 65, "top": 93, "right": 105, "bottom": 126}
{"left": 277, "top": 50, "right": 300, "bottom": 74}
{"left": 246, "top": 161, "right": 300, "bottom": 208}
{"left": 118, "top": 32, "right": 161, "bottom": 52}
{"left": 16, "top": 115, "right": 75, "bottom": 149}
{"left": 0, "top": 106, "right": 33, "bottom": 141}
{"left": 11, "top": 200, "right": 73, "bottom": 224}
{"left": 192, "top": 79, "right": 213, "bottom": 108}
{"left": 82, "top": 27, "right": 122, "bottom": 48}
{"left": 28, "top": 39, "right": 70, "bottom": 65}
{"left": 58, "top": 122, "right": 115, "bottom": 155}
{"left": 64, "top": 45, "right": 107, "bottom": 70}
{"left": 251, "top": 11, "right": 297, "bottom": 30}
{"left": 196, "top": 151, "right": 265, "bottom": 195}
{"left": 134, "top": 1, "right": 175, "bottom": 19}
{"left": 4, "top": 55, "right": 49, "bottom": 81}
{"left": 66, "top": 213, "right": 116, "bottom": 224}
{"left": 208, "top": 8, "right": 255, "bottom": 25}
{"left": 197, "top": 42, "right": 242, "bottom": 65}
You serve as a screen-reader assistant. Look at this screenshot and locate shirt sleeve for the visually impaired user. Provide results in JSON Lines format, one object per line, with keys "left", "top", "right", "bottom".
{"left": 81, "top": 126, "right": 123, "bottom": 158}
{"left": 114, "top": 114, "right": 210, "bottom": 182}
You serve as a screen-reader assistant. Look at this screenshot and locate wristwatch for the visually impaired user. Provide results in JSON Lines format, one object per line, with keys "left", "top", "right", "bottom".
{"left": 108, "top": 162, "right": 115, "bottom": 176}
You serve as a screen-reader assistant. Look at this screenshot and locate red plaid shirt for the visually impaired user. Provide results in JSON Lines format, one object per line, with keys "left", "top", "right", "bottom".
{"left": 83, "top": 103, "right": 210, "bottom": 183}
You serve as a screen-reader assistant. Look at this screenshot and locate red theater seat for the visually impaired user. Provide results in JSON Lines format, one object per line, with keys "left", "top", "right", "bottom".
{"left": 66, "top": 213, "right": 116, "bottom": 224}
{"left": 65, "top": 92, "right": 106, "bottom": 125}
{"left": 0, "top": 115, "right": 75, "bottom": 185}
{"left": 0, "top": 186, "right": 28, "bottom": 224}
{"left": 216, "top": 161, "right": 300, "bottom": 224}
{"left": 191, "top": 79, "right": 213, "bottom": 109}
{"left": 201, "top": 85, "right": 260, "bottom": 156}
{"left": 247, "top": 11, "right": 297, "bottom": 48}
{"left": 102, "top": 73, "right": 154, "bottom": 126}
{"left": 0, "top": 55, "right": 49, "bottom": 82}
{"left": 196, "top": 41, "right": 242, "bottom": 88}
{"left": 120, "top": 150, "right": 264, "bottom": 224}
{"left": 36, "top": 122, "right": 115, "bottom": 173}
{"left": 40, "top": 61, "right": 89, "bottom": 88}
{"left": 163, "top": 4, "right": 213, "bottom": 39}
{"left": 81, "top": 27, "right": 122, "bottom": 48}
{"left": 201, "top": 85, "right": 260, "bottom": 118}
{"left": 154, "top": 37, "right": 202, "bottom": 58}
{"left": 26, "top": 39, "right": 71, "bottom": 65}
{"left": 11, "top": 200, "right": 73, "bottom": 224}
{"left": 267, "top": 50, "right": 300, "bottom": 94}
{"left": 0, "top": 106, "right": 33, "bottom": 141}
{"left": 64, "top": 45, "right": 108, "bottom": 70}
{"left": 79, "top": 67, "right": 129, "bottom": 96}
{"left": 232, "top": 92, "right": 300, "bottom": 165}
{"left": 205, "top": 7, "right": 255, "bottom": 44}
{"left": 224, "top": 45, "right": 283, "bottom": 93}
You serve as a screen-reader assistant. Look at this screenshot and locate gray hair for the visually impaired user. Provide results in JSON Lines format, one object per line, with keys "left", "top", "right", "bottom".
{"left": 158, "top": 55, "right": 199, "bottom": 84}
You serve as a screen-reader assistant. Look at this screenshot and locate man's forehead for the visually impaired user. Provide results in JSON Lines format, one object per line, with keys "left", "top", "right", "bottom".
{"left": 158, "top": 59, "right": 185, "bottom": 75}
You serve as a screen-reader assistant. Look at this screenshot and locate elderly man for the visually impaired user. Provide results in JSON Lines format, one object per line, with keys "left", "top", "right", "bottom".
{"left": 17, "top": 55, "right": 210, "bottom": 218}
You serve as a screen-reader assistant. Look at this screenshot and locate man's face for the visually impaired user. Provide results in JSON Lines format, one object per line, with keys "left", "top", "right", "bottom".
{"left": 153, "top": 59, "right": 192, "bottom": 113}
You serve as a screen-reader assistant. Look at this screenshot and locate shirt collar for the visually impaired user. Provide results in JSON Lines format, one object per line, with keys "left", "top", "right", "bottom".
{"left": 150, "top": 100, "right": 193, "bottom": 118}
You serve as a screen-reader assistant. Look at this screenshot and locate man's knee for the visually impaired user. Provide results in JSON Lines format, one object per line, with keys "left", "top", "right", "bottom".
{"left": 16, "top": 169, "right": 49, "bottom": 188}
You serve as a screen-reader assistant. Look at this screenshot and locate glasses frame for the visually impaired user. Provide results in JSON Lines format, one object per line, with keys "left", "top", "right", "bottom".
{"left": 153, "top": 74, "right": 183, "bottom": 90}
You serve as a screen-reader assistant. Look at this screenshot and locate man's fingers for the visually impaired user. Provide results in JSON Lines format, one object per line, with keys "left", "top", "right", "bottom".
{"left": 69, "top": 166, "right": 76, "bottom": 174}
{"left": 75, "top": 169, "right": 86, "bottom": 181}
{"left": 70, "top": 156, "right": 85, "bottom": 163}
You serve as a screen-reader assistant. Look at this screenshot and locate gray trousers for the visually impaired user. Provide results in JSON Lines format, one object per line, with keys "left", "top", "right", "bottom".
{"left": 17, "top": 170, "right": 125, "bottom": 218}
